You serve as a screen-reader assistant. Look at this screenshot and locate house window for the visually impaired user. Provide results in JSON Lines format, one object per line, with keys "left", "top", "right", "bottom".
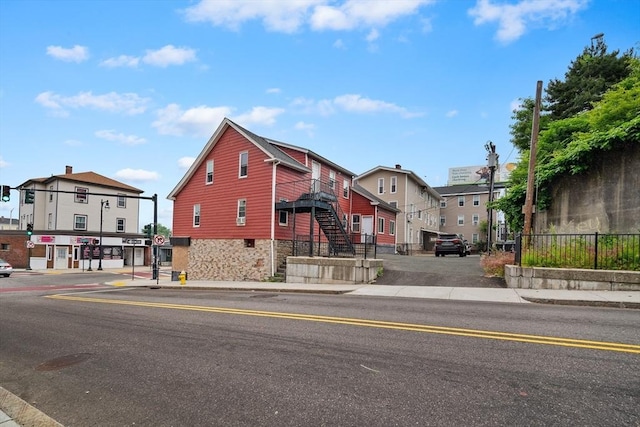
{"left": 390, "top": 201, "right": 397, "bottom": 208}
{"left": 342, "top": 214, "right": 348, "bottom": 229}
{"left": 116, "top": 218, "right": 125, "bottom": 233}
{"left": 390, "top": 176, "right": 397, "bottom": 194}
{"left": 239, "top": 152, "right": 248, "bottom": 178}
{"left": 329, "top": 170, "right": 336, "bottom": 190}
{"left": 440, "top": 215, "right": 446, "bottom": 226}
{"left": 389, "top": 220, "right": 395, "bottom": 236}
{"left": 473, "top": 195, "right": 480, "bottom": 206}
{"left": 352, "top": 214, "right": 361, "bottom": 233}
{"left": 48, "top": 213, "right": 53, "bottom": 229}
{"left": 472, "top": 233, "right": 479, "bottom": 243}
{"left": 472, "top": 214, "right": 479, "bottom": 225}
{"left": 378, "top": 178, "right": 384, "bottom": 194}
{"left": 74, "top": 214, "right": 87, "bottom": 230}
{"left": 193, "top": 204, "right": 200, "bottom": 227}
{"left": 343, "top": 180, "right": 349, "bottom": 198}
{"left": 75, "top": 187, "right": 88, "bottom": 203}
{"left": 279, "top": 210, "right": 288, "bottom": 226}
{"left": 237, "top": 199, "right": 246, "bottom": 225}
{"left": 49, "top": 185, "right": 54, "bottom": 202}
{"left": 458, "top": 196, "right": 465, "bottom": 207}
{"left": 458, "top": 215, "right": 464, "bottom": 225}
{"left": 440, "top": 200, "right": 447, "bottom": 208}
{"left": 378, "top": 217, "right": 384, "bottom": 234}
{"left": 417, "top": 210, "right": 422, "bottom": 219}
{"left": 206, "top": 160, "right": 214, "bottom": 184}
{"left": 118, "top": 194, "right": 126, "bottom": 208}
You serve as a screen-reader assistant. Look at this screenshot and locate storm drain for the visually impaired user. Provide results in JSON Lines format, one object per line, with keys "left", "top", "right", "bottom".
{"left": 35, "top": 353, "right": 94, "bottom": 371}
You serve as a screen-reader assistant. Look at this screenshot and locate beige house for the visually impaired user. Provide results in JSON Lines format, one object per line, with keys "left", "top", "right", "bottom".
{"left": 433, "top": 183, "right": 507, "bottom": 251}
{"left": 17, "top": 166, "right": 146, "bottom": 270}
{"left": 355, "top": 165, "right": 442, "bottom": 253}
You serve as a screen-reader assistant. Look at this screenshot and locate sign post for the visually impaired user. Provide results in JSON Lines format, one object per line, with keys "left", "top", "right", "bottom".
{"left": 126, "top": 239, "right": 142, "bottom": 280}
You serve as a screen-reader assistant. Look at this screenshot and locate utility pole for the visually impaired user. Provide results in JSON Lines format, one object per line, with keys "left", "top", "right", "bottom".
{"left": 485, "top": 141, "right": 498, "bottom": 253}
{"left": 523, "top": 81, "right": 543, "bottom": 239}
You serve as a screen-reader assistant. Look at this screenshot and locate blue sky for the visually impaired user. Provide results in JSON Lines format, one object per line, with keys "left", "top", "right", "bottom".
{"left": 1, "top": 0, "right": 638, "bottom": 229}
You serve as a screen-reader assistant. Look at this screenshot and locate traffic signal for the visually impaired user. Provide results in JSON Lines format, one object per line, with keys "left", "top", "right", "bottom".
{"left": 143, "top": 224, "right": 153, "bottom": 238}
{"left": 1, "top": 185, "right": 10, "bottom": 202}
{"left": 26, "top": 223, "right": 33, "bottom": 236}
{"left": 24, "top": 189, "right": 35, "bottom": 204}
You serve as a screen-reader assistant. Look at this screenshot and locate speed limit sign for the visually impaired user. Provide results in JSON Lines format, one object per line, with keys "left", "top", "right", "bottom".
{"left": 153, "top": 235, "right": 165, "bottom": 245}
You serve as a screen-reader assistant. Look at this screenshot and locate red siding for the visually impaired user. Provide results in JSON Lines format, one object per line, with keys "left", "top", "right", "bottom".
{"left": 173, "top": 127, "right": 274, "bottom": 239}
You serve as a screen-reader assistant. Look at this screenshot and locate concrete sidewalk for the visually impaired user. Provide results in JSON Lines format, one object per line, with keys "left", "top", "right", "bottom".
{"left": 108, "top": 276, "right": 640, "bottom": 309}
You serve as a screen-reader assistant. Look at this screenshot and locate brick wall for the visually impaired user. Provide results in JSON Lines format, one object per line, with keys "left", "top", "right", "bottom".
{"left": 0, "top": 232, "right": 31, "bottom": 268}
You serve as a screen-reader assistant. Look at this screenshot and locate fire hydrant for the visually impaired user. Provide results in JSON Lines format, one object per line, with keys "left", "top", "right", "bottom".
{"left": 178, "top": 270, "right": 186, "bottom": 286}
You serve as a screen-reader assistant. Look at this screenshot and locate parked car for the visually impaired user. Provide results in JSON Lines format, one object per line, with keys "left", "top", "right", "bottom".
{"left": 435, "top": 234, "right": 466, "bottom": 257}
{"left": 0, "top": 258, "right": 13, "bottom": 277}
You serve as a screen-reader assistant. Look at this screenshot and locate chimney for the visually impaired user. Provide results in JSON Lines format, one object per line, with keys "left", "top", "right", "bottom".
{"left": 65, "top": 165, "right": 73, "bottom": 174}
{"left": 395, "top": 164, "right": 402, "bottom": 169}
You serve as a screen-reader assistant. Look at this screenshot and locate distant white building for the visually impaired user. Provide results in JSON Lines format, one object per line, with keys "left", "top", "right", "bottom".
{"left": 17, "top": 165, "right": 148, "bottom": 270}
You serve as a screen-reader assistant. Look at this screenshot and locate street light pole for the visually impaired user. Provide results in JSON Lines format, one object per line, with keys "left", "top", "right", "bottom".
{"left": 97, "top": 199, "right": 110, "bottom": 270}
{"left": 485, "top": 141, "right": 498, "bottom": 253}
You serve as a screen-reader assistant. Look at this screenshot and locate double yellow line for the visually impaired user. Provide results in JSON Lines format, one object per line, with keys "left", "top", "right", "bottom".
{"left": 46, "top": 294, "right": 640, "bottom": 354}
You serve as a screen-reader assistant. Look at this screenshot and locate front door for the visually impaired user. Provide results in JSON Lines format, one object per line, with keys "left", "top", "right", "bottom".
{"left": 55, "top": 246, "right": 69, "bottom": 269}
{"left": 361, "top": 216, "right": 373, "bottom": 243}
{"left": 311, "top": 161, "right": 321, "bottom": 193}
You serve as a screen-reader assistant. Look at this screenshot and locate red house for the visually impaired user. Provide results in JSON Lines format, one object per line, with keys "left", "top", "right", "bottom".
{"left": 168, "top": 118, "right": 398, "bottom": 281}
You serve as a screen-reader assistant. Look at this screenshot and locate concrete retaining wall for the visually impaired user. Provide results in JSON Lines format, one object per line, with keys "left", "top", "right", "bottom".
{"left": 505, "top": 265, "right": 640, "bottom": 291}
{"left": 286, "top": 257, "right": 383, "bottom": 284}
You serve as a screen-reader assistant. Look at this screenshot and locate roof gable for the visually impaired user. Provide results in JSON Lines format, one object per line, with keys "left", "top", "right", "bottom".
{"left": 167, "top": 118, "right": 310, "bottom": 200}
{"left": 21, "top": 171, "right": 143, "bottom": 193}
{"left": 352, "top": 184, "right": 400, "bottom": 213}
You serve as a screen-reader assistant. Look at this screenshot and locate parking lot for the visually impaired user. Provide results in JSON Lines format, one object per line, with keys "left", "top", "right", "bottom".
{"left": 375, "top": 253, "right": 505, "bottom": 288}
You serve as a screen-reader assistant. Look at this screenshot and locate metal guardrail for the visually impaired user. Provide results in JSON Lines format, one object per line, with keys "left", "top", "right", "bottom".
{"left": 515, "top": 233, "right": 640, "bottom": 271}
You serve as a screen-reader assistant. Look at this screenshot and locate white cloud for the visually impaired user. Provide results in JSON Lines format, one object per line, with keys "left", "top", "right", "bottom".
{"left": 153, "top": 104, "right": 233, "bottom": 136}
{"left": 114, "top": 168, "right": 160, "bottom": 182}
{"left": 311, "top": 0, "right": 435, "bottom": 31}
{"left": 233, "top": 106, "right": 285, "bottom": 126}
{"left": 100, "top": 55, "right": 140, "bottom": 68}
{"left": 0, "top": 156, "right": 9, "bottom": 168}
{"left": 510, "top": 98, "right": 523, "bottom": 112}
{"left": 446, "top": 109, "right": 459, "bottom": 118}
{"left": 95, "top": 129, "right": 147, "bottom": 145}
{"left": 35, "top": 91, "right": 150, "bottom": 115}
{"left": 333, "top": 39, "right": 347, "bottom": 49}
{"left": 266, "top": 87, "right": 281, "bottom": 94}
{"left": 178, "top": 157, "right": 196, "bottom": 169}
{"left": 183, "top": 0, "right": 435, "bottom": 34}
{"left": 143, "top": 45, "right": 197, "bottom": 67}
{"left": 295, "top": 121, "right": 316, "bottom": 136}
{"left": 46, "top": 45, "right": 89, "bottom": 63}
{"left": 468, "top": 0, "right": 589, "bottom": 43}
{"left": 366, "top": 28, "right": 380, "bottom": 42}
{"left": 333, "top": 94, "right": 421, "bottom": 118}
{"left": 184, "top": 0, "right": 324, "bottom": 33}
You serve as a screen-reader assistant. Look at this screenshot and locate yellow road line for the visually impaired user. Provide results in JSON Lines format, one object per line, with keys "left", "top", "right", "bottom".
{"left": 45, "top": 294, "right": 640, "bottom": 354}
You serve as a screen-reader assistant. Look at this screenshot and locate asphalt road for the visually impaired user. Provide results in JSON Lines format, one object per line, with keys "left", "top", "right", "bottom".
{"left": 376, "top": 253, "right": 506, "bottom": 287}
{"left": 1, "top": 284, "right": 638, "bottom": 426}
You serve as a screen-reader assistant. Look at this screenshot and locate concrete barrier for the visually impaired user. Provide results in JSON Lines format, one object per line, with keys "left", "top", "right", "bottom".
{"left": 504, "top": 265, "right": 640, "bottom": 291}
{"left": 286, "top": 256, "right": 383, "bottom": 284}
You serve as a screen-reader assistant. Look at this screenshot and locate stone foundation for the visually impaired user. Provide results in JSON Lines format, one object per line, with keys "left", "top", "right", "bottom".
{"left": 187, "top": 239, "right": 272, "bottom": 281}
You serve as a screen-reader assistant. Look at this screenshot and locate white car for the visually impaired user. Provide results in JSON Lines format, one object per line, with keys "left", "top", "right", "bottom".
{"left": 0, "top": 258, "right": 13, "bottom": 277}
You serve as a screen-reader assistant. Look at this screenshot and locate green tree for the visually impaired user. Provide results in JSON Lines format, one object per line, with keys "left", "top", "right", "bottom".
{"left": 545, "top": 36, "right": 634, "bottom": 121}
{"left": 141, "top": 223, "right": 172, "bottom": 238}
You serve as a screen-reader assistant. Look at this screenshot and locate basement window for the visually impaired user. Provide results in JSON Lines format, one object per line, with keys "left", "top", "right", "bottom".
{"left": 244, "top": 239, "right": 255, "bottom": 248}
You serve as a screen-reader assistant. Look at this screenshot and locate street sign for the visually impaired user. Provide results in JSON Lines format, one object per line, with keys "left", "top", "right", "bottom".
{"left": 26, "top": 241, "right": 35, "bottom": 249}
{"left": 153, "top": 235, "right": 165, "bottom": 245}
{"left": 126, "top": 239, "right": 142, "bottom": 244}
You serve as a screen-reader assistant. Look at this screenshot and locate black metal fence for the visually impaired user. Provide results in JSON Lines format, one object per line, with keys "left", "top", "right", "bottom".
{"left": 515, "top": 233, "right": 640, "bottom": 271}
{"left": 294, "top": 233, "right": 377, "bottom": 259}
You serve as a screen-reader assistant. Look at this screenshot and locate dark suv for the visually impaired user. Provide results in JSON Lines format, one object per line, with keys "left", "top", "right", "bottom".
{"left": 435, "top": 234, "right": 466, "bottom": 257}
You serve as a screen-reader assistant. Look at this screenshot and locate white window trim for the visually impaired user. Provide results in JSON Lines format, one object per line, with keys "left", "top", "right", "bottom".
{"left": 116, "top": 218, "right": 126, "bottom": 233}
{"left": 239, "top": 152, "right": 248, "bottom": 178}
{"left": 193, "top": 204, "right": 201, "bottom": 227}
{"left": 74, "top": 214, "right": 87, "bottom": 231}
{"left": 237, "top": 199, "right": 246, "bottom": 225}
{"left": 206, "top": 160, "right": 214, "bottom": 184}
{"left": 377, "top": 178, "right": 384, "bottom": 195}
{"left": 390, "top": 176, "right": 397, "bottom": 194}
{"left": 389, "top": 220, "right": 395, "bottom": 236}
{"left": 378, "top": 217, "right": 385, "bottom": 234}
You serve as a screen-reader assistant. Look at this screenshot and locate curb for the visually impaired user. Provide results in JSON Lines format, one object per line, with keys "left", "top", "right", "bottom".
{"left": 0, "top": 386, "right": 63, "bottom": 427}
{"left": 521, "top": 297, "right": 640, "bottom": 309}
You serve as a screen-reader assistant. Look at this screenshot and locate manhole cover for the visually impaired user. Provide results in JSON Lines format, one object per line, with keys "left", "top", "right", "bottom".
{"left": 35, "top": 353, "right": 94, "bottom": 371}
